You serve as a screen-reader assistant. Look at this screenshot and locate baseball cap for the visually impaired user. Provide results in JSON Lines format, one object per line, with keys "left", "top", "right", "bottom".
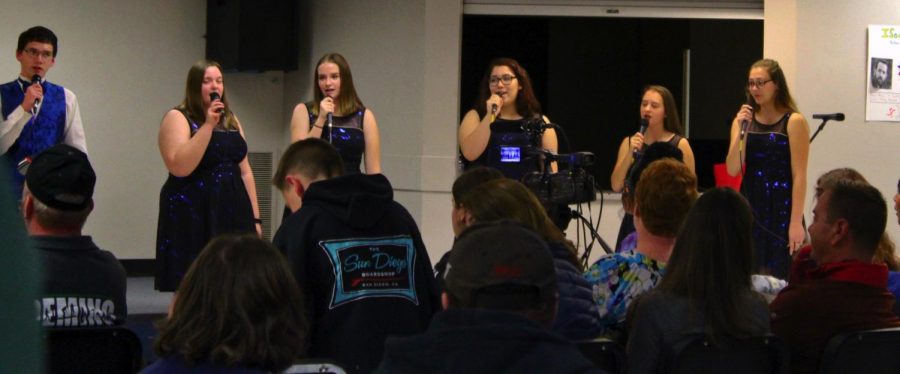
{"left": 444, "top": 220, "right": 557, "bottom": 309}
{"left": 24, "top": 144, "right": 95, "bottom": 211}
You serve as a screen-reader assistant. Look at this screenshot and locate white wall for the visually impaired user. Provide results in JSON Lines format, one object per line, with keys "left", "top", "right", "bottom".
{"left": 765, "top": 0, "right": 900, "bottom": 248}
{"left": 0, "top": 0, "right": 285, "bottom": 259}
{"left": 282, "top": 0, "right": 462, "bottom": 263}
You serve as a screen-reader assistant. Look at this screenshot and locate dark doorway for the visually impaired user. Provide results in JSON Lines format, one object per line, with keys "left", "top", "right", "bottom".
{"left": 460, "top": 16, "right": 762, "bottom": 189}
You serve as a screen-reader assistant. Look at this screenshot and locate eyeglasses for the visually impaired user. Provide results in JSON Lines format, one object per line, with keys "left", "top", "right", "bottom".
{"left": 489, "top": 75, "right": 517, "bottom": 86}
{"left": 747, "top": 79, "right": 772, "bottom": 89}
{"left": 23, "top": 48, "right": 53, "bottom": 60}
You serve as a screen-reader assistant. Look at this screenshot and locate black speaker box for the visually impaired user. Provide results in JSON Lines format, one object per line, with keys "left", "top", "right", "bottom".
{"left": 206, "top": 0, "right": 299, "bottom": 71}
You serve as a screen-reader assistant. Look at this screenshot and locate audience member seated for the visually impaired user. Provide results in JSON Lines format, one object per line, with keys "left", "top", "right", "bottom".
{"left": 615, "top": 142, "right": 685, "bottom": 253}
{"left": 144, "top": 234, "right": 307, "bottom": 373}
{"left": 375, "top": 221, "right": 603, "bottom": 373}
{"left": 433, "top": 166, "right": 504, "bottom": 292}
{"left": 23, "top": 144, "right": 127, "bottom": 327}
{"left": 272, "top": 138, "right": 438, "bottom": 373}
{"left": 584, "top": 158, "right": 698, "bottom": 338}
{"left": 815, "top": 168, "right": 900, "bottom": 315}
{"left": 442, "top": 176, "right": 603, "bottom": 340}
{"left": 626, "top": 188, "right": 770, "bottom": 373}
{"left": 749, "top": 168, "right": 900, "bottom": 303}
{"left": 770, "top": 178, "right": 900, "bottom": 373}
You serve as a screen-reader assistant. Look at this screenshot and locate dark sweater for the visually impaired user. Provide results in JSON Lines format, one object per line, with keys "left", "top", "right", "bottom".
{"left": 374, "top": 308, "right": 604, "bottom": 374}
{"left": 627, "top": 290, "right": 770, "bottom": 373}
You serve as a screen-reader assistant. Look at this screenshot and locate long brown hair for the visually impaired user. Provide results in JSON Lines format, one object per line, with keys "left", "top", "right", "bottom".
{"left": 177, "top": 60, "right": 238, "bottom": 130}
{"left": 154, "top": 234, "right": 308, "bottom": 371}
{"left": 457, "top": 178, "right": 577, "bottom": 266}
{"left": 747, "top": 59, "right": 799, "bottom": 113}
{"left": 656, "top": 187, "right": 766, "bottom": 340}
{"left": 309, "top": 53, "right": 364, "bottom": 117}
{"left": 473, "top": 57, "right": 542, "bottom": 119}
{"left": 643, "top": 85, "right": 684, "bottom": 136}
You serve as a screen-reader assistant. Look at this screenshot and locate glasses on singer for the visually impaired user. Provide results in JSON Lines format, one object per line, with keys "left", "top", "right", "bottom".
{"left": 747, "top": 79, "right": 772, "bottom": 89}
{"left": 24, "top": 48, "right": 53, "bottom": 60}
{"left": 489, "top": 75, "right": 517, "bottom": 86}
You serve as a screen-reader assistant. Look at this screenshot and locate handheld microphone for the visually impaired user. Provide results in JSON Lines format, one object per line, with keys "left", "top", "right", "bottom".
{"left": 739, "top": 98, "right": 754, "bottom": 154}
{"left": 812, "top": 113, "right": 845, "bottom": 121}
{"left": 326, "top": 112, "right": 333, "bottom": 143}
{"left": 490, "top": 103, "right": 498, "bottom": 122}
{"left": 30, "top": 75, "right": 42, "bottom": 111}
{"left": 324, "top": 94, "right": 336, "bottom": 143}
{"left": 209, "top": 92, "right": 224, "bottom": 113}
{"left": 740, "top": 97, "right": 754, "bottom": 138}
{"left": 633, "top": 118, "right": 649, "bottom": 159}
{"left": 739, "top": 115, "right": 750, "bottom": 141}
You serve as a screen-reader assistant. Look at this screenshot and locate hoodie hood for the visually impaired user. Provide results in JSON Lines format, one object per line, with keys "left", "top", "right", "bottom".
{"left": 303, "top": 173, "right": 394, "bottom": 230}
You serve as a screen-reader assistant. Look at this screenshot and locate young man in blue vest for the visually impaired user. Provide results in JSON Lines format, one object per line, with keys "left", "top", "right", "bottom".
{"left": 1, "top": 26, "right": 86, "bottom": 199}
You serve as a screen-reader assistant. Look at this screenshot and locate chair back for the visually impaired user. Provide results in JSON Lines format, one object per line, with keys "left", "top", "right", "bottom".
{"left": 819, "top": 326, "right": 900, "bottom": 374}
{"left": 576, "top": 338, "right": 625, "bottom": 374}
{"left": 282, "top": 359, "right": 349, "bottom": 374}
{"left": 45, "top": 326, "right": 143, "bottom": 374}
{"left": 669, "top": 334, "right": 788, "bottom": 374}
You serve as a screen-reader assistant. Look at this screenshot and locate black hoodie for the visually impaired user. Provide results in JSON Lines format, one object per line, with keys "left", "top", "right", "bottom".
{"left": 273, "top": 173, "right": 439, "bottom": 373}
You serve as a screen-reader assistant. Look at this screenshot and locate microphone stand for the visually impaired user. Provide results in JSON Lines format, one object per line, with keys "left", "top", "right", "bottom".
{"left": 809, "top": 118, "right": 831, "bottom": 144}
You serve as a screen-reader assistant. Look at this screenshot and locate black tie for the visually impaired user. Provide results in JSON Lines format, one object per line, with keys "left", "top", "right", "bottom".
{"left": 18, "top": 78, "right": 33, "bottom": 92}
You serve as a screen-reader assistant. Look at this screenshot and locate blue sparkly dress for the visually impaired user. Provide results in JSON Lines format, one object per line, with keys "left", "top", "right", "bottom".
{"left": 155, "top": 110, "right": 255, "bottom": 291}
{"left": 304, "top": 103, "right": 366, "bottom": 175}
{"left": 742, "top": 112, "right": 793, "bottom": 279}
{"left": 462, "top": 118, "right": 537, "bottom": 181}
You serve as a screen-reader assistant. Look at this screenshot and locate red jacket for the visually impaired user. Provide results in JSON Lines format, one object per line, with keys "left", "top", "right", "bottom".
{"left": 771, "top": 246, "right": 900, "bottom": 373}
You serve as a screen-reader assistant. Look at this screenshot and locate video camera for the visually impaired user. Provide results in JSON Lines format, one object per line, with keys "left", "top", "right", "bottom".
{"left": 522, "top": 151, "right": 597, "bottom": 205}
{"left": 517, "top": 118, "right": 612, "bottom": 263}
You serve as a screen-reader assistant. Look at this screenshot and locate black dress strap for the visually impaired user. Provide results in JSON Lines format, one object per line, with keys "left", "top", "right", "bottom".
{"left": 176, "top": 108, "right": 200, "bottom": 135}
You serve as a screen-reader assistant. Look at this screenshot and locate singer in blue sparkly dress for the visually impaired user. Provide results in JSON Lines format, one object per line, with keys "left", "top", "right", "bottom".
{"left": 155, "top": 60, "right": 260, "bottom": 291}
{"left": 610, "top": 86, "right": 695, "bottom": 251}
{"left": 290, "top": 53, "right": 380, "bottom": 175}
{"left": 726, "top": 59, "right": 810, "bottom": 279}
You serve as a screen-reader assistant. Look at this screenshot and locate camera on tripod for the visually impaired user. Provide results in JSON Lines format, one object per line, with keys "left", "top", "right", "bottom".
{"left": 522, "top": 151, "right": 597, "bottom": 205}
{"left": 516, "top": 117, "right": 611, "bottom": 261}
{"left": 516, "top": 117, "right": 597, "bottom": 206}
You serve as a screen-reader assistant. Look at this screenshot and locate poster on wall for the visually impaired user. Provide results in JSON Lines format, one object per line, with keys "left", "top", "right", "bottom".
{"left": 866, "top": 25, "right": 900, "bottom": 122}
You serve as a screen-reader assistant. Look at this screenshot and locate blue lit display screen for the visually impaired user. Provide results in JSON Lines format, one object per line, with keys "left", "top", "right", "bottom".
{"left": 500, "top": 146, "right": 521, "bottom": 163}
